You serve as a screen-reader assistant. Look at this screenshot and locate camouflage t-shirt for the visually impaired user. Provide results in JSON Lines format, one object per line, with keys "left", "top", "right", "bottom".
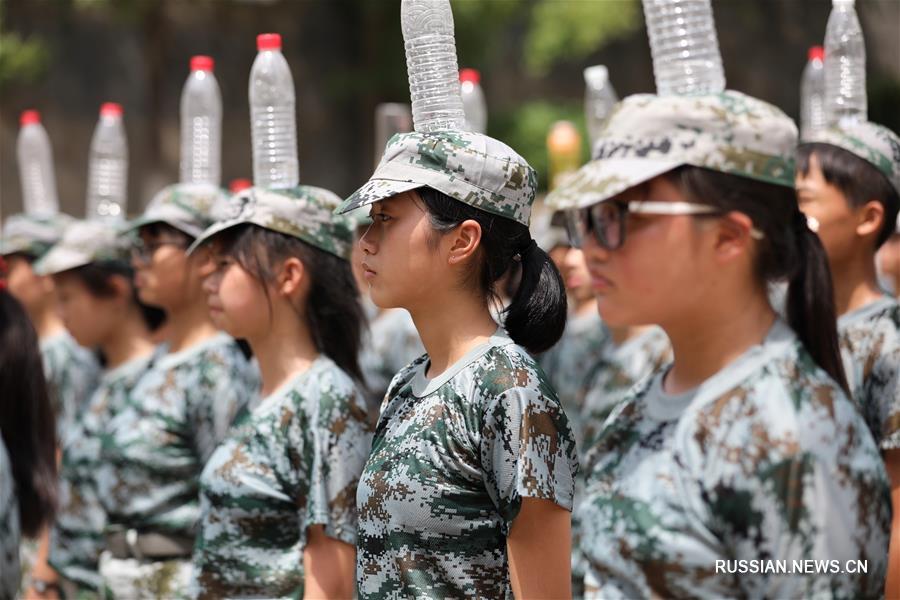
{"left": 192, "top": 356, "right": 372, "bottom": 599}
{"left": 0, "top": 441, "right": 19, "bottom": 600}
{"left": 838, "top": 295, "right": 900, "bottom": 450}
{"left": 49, "top": 354, "right": 153, "bottom": 591}
{"left": 96, "top": 334, "right": 259, "bottom": 539}
{"left": 538, "top": 310, "right": 609, "bottom": 448}
{"left": 360, "top": 307, "right": 424, "bottom": 413}
{"left": 41, "top": 331, "right": 101, "bottom": 444}
{"left": 578, "top": 320, "right": 891, "bottom": 598}
{"left": 356, "top": 330, "right": 578, "bottom": 599}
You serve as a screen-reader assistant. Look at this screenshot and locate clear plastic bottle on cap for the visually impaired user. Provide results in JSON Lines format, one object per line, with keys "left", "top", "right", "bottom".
{"left": 86, "top": 102, "right": 128, "bottom": 221}
{"left": 459, "top": 68, "right": 487, "bottom": 134}
{"left": 824, "top": 0, "right": 866, "bottom": 125}
{"left": 583, "top": 65, "right": 618, "bottom": 148}
{"left": 374, "top": 103, "right": 413, "bottom": 169}
{"left": 249, "top": 32, "right": 299, "bottom": 189}
{"left": 800, "top": 46, "right": 827, "bottom": 139}
{"left": 181, "top": 55, "right": 222, "bottom": 186}
{"left": 401, "top": 0, "right": 467, "bottom": 133}
{"left": 17, "top": 109, "right": 60, "bottom": 216}
{"left": 641, "top": 0, "right": 726, "bottom": 96}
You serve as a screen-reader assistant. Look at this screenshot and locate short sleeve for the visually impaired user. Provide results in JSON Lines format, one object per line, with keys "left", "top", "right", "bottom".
{"left": 479, "top": 381, "right": 578, "bottom": 530}
{"left": 305, "top": 380, "right": 373, "bottom": 545}
{"left": 868, "top": 341, "right": 900, "bottom": 450}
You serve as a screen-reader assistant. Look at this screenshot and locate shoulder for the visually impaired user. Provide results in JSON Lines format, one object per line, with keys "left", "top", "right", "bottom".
{"left": 302, "top": 358, "right": 368, "bottom": 418}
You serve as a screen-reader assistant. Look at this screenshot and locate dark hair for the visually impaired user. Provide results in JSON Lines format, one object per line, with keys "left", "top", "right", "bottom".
{"left": 0, "top": 291, "right": 57, "bottom": 536}
{"left": 216, "top": 224, "right": 366, "bottom": 385}
{"left": 798, "top": 143, "right": 900, "bottom": 248}
{"left": 666, "top": 166, "right": 849, "bottom": 394}
{"left": 68, "top": 262, "right": 166, "bottom": 331}
{"left": 140, "top": 222, "right": 196, "bottom": 245}
{"left": 417, "top": 187, "right": 567, "bottom": 355}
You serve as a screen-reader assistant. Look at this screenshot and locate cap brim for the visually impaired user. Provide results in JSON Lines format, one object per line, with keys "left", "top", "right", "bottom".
{"left": 545, "top": 158, "right": 683, "bottom": 211}
{"left": 186, "top": 219, "right": 244, "bottom": 255}
{"left": 123, "top": 215, "right": 204, "bottom": 239}
{"left": 335, "top": 178, "right": 424, "bottom": 215}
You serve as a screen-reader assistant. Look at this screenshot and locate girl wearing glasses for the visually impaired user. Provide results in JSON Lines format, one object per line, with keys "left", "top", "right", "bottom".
{"left": 188, "top": 186, "right": 372, "bottom": 599}
{"left": 547, "top": 92, "right": 891, "bottom": 596}
{"left": 337, "top": 131, "right": 578, "bottom": 599}
{"left": 95, "top": 184, "right": 259, "bottom": 599}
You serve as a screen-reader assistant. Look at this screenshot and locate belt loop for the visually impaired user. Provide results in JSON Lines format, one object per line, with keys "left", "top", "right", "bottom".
{"left": 126, "top": 529, "right": 144, "bottom": 561}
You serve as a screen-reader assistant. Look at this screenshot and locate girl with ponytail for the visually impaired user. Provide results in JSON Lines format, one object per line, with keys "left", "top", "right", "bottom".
{"left": 546, "top": 92, "right": 890, "bottom": 597}
{"left": 337, "top": 130, "right": 578, "bottom": 599}
{"left": 190, "top": 186, "right": 372, "bottom": 599}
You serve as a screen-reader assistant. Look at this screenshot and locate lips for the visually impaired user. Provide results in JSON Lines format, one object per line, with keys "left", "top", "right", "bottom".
{"left": 361, "top": 261, "right": 377, "bottom": 279}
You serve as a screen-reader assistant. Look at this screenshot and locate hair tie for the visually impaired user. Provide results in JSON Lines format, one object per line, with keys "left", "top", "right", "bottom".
{"left": 793, "top": 209, "right": 818, "bottom": 236}
{"left": 513, "top": 238, "right": 537, "bottom": 262}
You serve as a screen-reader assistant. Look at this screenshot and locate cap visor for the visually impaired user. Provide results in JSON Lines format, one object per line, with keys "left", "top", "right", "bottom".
{"left": 545, "top": 158, "right": 683, "bottom": 211}
{"left": 335, "top": 178, "right": 424, "bottom": 216}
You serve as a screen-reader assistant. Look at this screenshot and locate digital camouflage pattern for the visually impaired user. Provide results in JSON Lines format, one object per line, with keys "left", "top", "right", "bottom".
{"left": 99, "top": 553, "right": 191, "bottom": 600}
{"left": 192, "top": 356, "right": 372, "bottom": 599}
{"left": 42, "top": 330, "right": 101, "bottom": 445}
{"left": 34, "top": 219, "right": 132, "bottom": 276}
{"left": 0, "top": 442, "right": 20, "bottom": 600}
{"left": 356, "top": 331, "right": 577, "bottom": 599}
{"left": 545, "top": 91, "right": 798, "bottom": 211}
{"left": 577, "top": 320, "right": 891, "bottom": 598}
{"left": 49, "top": 354, "right": 152, "bottom": 592}
{"left": 337, "top": 131, "right": 538, "bottom": 227}
{"left": 126, "top": 183, "right": 230, "bottom": 238}
{"left": 803, "top": 120, "right": 900, "bottom": 198}
{"left": 0, "top": 212, "right": 73, "bottom": 258}
{"left": 538, "top": 311, "right": 609, "bottom": 447}
{"left": 189, "top": 185, "right": 354, "bottom": 261}
{"left": 359, "top": 307, "right": 424, "bottom": 413}
{"left": 838, "top": 295, "right": 900, "bottom": 450}
{"left": 95, "top": 333, "right": 258, "bottom": 580}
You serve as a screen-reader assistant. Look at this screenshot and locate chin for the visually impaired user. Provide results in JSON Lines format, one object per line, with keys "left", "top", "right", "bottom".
{"left": 596, "top": 298, "right": 644, "bottom": 328}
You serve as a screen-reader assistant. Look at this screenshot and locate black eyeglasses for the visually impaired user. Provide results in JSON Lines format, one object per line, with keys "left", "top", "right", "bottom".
{"left": 564, "top": 200, "right": 764, "bottom": 251}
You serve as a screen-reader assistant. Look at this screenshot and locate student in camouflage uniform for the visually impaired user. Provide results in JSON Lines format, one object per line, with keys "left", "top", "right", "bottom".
{"left": 546, "top": 91, "right": 892, "bottom": 596}
{"left": 0, "top": 279, "right": 57, "bottom": 600}
{"left": 796, "top": 121, "right": 900, "bottom": 596}
{"left": 94, "top": 184, "right": 259, "bottom": 599}
{"left": 187, "top": 185, "right": 372, "bottom": 599}
{"left": 27, "top": 220, "right": 164, "bottom": 598}
{"left": 337, "top": 124, "right": 578, "bottom": 596}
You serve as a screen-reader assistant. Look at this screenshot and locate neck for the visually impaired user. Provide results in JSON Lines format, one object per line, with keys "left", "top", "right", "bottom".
{"left": 662, "top": 287, "right": 775, "bottom": 394}
{"left": 100, "top": 310, "right": 156, "bottom": 370}
{"left": 164, "top": 297, "right": 220, "bottom": 354}
{"left": 608, "top": 323, "right": 651, "bottom": 347}
{"left": 30, "top": 303, "right": 66, "bottom": 341}
{"left": 830, "top": 253, "right": 884, "bottom": 316}
{"left": 249, "top": 315, "right": 319, "bottom": 398}
{"left": 573, "top": 295, "right": 597, "bottom": 318}
{"left": 408, "top": 293, "right": 498, "bottom": 378}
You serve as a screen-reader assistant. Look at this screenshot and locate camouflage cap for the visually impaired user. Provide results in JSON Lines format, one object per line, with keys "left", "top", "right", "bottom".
{"left": 34, "top": 219, "right": 131, "bottom": 276}
{"left": 127, "top": 183, "right": 230, "bottom": 239}
{"left": 0, "top": 212, "right": 74, "bottom": 259}
{"left": 188, "top": 185, "right": 354, "bottom": 261}
{"left": 545, "top": 90, "right": 798, "bottom": 211}
{"left": 336, "top": 131, "right": 538, "bottom": 227}
{"left": 802, "top": 121, "right": 900, "bottom": 200}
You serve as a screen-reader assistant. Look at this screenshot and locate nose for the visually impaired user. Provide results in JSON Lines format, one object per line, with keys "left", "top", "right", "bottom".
{"left": 563, "top": 247, "right": 585, "bottom": 269}
{"left": 359, "top": 222, "right": 378, "bottom": 255}
{"left": 582, "top": 232, "right": 611, "bottom": 264}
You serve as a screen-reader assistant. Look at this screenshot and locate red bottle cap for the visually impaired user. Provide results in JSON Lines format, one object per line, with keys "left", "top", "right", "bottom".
{"left": 459, "top": 68, "right": 481, "bottom": 85}
{"left": 808, "top": 46, "right": 825, "bottom": 61}
{"left": 100, "top": 102, "right": 123, "bottom": 118}
{"left": 20, "top": 110, "right": 40, "bottom": 126}
{"left": 257, "top": 33, "right": 282, "bottom": 51}
{"left": 229, "top": 179, "right": 253, "bottom": 194}
{"left": 190, "top": 55, "right": 214, "bottom": 72}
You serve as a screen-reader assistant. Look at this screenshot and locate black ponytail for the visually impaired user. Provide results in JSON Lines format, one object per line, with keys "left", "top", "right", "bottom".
{"left": 0, "top": 290, "right": 57, "bottom": 536}
{"left": 218, "top": 225, "right": 367, "bottom": 386}
{"left": 417, "top": 187, "right": 568, "bottom": 355}
{"left": 667, "top": 166, "right": 848, "bottom": 394}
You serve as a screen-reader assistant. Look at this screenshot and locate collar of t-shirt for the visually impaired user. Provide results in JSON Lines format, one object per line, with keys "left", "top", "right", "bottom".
{"left": 253, "top": 355, "right": 327, "bottom": 416}
{"left": 837, "top": 294, "right": 897, "bottom": 330}
{"left": 154, "top": 332, "right": 235, "bottom": 372}
{"left": 100, "top": 352, "right": 154, "bottom": 387}
{"left": 643, "top": 318, "right": 795, "bottom": 422}
{"left": 410, "top": 327, "right": 512, "bottom": 398}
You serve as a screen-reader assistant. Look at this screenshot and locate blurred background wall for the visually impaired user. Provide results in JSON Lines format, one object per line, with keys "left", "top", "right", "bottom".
{"left": 1, "top": 0, "right": 898, "bottom": 219}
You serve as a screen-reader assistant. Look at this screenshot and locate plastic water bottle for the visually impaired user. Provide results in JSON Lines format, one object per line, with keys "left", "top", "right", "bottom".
{"left": 800, "top": 46, "right": 827, "bottom": 139}
{"left": 17, "top": 110, "right": 60, "bottom": 216}
{"left": 459, "top": 68, "right": 487, "bottom": 134}
{"left": 583, "top": 65, "right": 618, "bottom": 148}
{"left": 824, "top": 0, "right": 866, "bottom": 125}
{"left": 249, "top": 33, "right": 299, "bottom": 189}
{"left": 180, "top": 55, "right": 222, "bottom": 186}
{"left": 229, "top": 178, "right": 253, "bottom": 195}
{"left": 401, "top": 0, "right": 467, "bottom": 133}
{"left": 641, "top": 0, "right": 726, "bottom": 96}
{"left": 374, "top": 103, "right": 413, "bottom": 167}
{"left": 86, "top": 103, "right": 128, "bottom": 220}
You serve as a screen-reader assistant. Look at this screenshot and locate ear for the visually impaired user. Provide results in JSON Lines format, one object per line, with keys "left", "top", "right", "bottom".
{"left": 107, "top": 274, "right": 133, "bottom": 302}
{"left": 277, "top": 257, "right": 307, "bottom": 297}
{"left": 712, "top": 211, "right": 755, "bottom": 264}
{"left": 856, "top": 200, "right": 885, "bottom": 239}
{"left": 446, "top": 219, "right": 482, "bottom": 266}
